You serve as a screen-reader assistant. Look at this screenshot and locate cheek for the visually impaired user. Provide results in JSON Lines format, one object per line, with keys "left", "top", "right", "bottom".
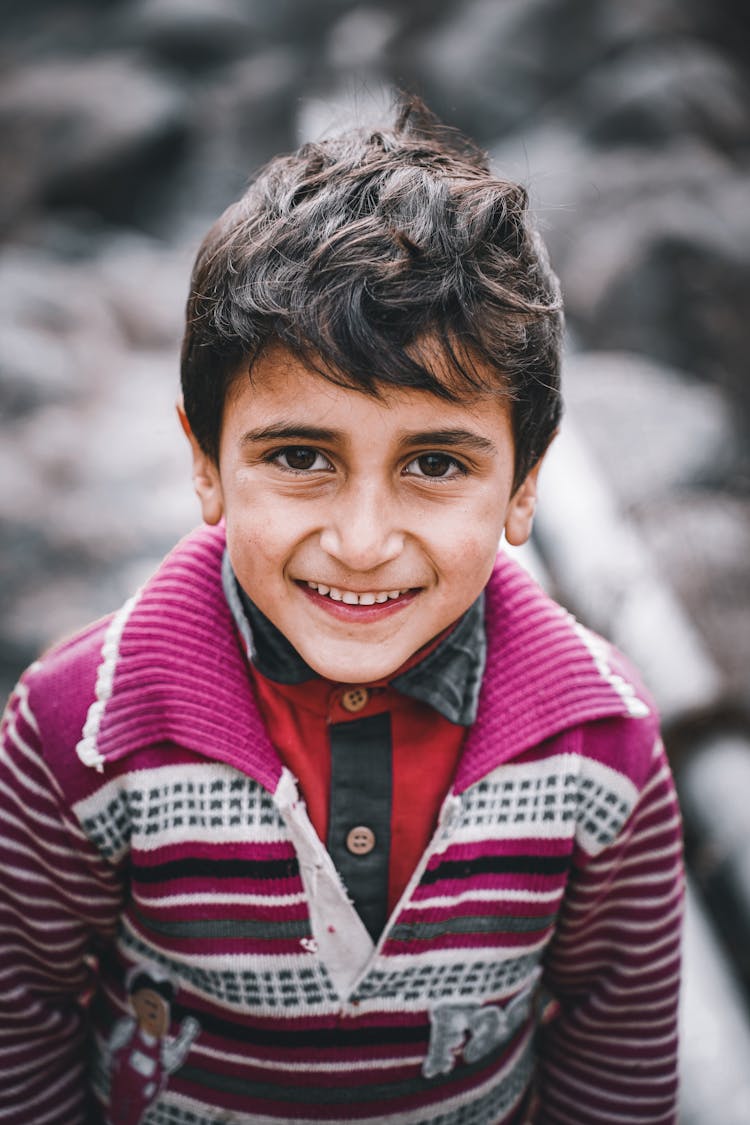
{"left": 431, "top": 502, "right": 504, "bottom": 572}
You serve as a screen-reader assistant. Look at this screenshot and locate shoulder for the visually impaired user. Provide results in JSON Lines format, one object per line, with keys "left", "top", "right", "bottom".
{"left": 457, "top": 553, "right": 660, "bottom": 789}
{"left": 22, "top": 615, "right": 111, "bottom": 766}
{"left": 15, "top": 524, "right": 228, "bottom": 791}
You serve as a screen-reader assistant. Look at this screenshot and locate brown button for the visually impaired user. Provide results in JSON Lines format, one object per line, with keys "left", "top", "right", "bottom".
{"left": 346, "top": 826, "right": 376, "bottom": 855}
{"left": 340, "top": 687, "right": 369, "bottom": 713}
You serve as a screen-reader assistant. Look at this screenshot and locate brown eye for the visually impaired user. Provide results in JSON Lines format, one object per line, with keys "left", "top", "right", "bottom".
{"left": 273, "top": 447, "right": 331, "bottom": 471}
{"left": 285, "top": 448, "right": 317, "bottom": 470}
{"left": 407, "top": 452, "right": 463, "bottom": 479}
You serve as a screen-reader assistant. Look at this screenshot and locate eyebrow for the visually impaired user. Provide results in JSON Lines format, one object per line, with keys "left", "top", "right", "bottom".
{"left": 240, "top": 423, "right": 497, "bottom": 456}
{"left": 401, "top": 429, "right": 498, "bottom": 456}
{"left": 240, "top": 423, "right": 339, "bottom": 445}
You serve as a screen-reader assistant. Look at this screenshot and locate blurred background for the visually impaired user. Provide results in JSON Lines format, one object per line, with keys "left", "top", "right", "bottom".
{"left": 1, "top": 0, "right": 749, "bottom": 1117}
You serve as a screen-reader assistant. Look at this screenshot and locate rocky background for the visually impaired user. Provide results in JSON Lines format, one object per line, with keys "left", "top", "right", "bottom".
{"left": 2, "top": 0, "right": 750, "bottom": 1093}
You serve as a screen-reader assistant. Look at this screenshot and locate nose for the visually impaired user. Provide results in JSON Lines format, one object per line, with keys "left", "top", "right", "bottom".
{"left": 319, "top": 482, "right": 405, "bottom": 572}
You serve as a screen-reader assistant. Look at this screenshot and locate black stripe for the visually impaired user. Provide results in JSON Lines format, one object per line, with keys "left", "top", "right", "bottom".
{"left": 172, "top": 1005, "right": 428, "bottom": 1050}
{"left": 132, "top": 856, "right": 299, "bottom": 883}
{"left": 419, "top": 853, "right": 570, "bottom": 885}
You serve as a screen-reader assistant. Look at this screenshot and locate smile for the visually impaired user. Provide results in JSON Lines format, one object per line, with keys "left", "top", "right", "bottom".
{"left": 305, "top": 581, "right": 412, "bottom": 605}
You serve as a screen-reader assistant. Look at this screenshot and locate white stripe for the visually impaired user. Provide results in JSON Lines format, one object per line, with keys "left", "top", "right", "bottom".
{"left": 546, "top": 1050, "right": 677, "bottom": 1093}
{"left": 0, "top": 774, "right": 74, "bottom": 837}
{"left": 76, "top": 592, "right": 140, "bottom": 771}
{"left": 551, "top": 945, "right": 680, "bottom": 985}
{"left": 572, "top": 620, "right": 651, "bottom": 718}
{"left": 0, "top": 939, "right": 87, "bottom": 974}
{"left": 551, "top": 925, "right": 680, "bottom": 962}
{"left": 563, "top": 877, "right": 682, "bottom": 912}
{"left": 0, "top": 921, "right": 86, "bottom": 959}
{"left": 586, "top": 842, "right": 683, "bottom": 875}
{"left": 0, "top": 882, "right": 118, "bottom": 925}
{"left": 15, "top": 678, "right": 41, "bottom": 735}
{"left": 546, "top": 1034, "right": 677, "bottom": 1073}
{"left": 0, "top": 1070, "right": 82, "bottom": 1122}
{"left": 567, "top": 869, "right": 682, "bottom": 898}
{"left": 0, "top": 834, "right": 107, "bottom": 894}
{"left": 3, "top": 701, "right": 82, "bottom": 817}
{"left": 133, "top": 889, "right": 309, "bottom": 909}
{"left": 577, "top": 1005, "right": 679, "bottom": 1033}
{"left": 595, "top": 967, "right": 682, "bottom": 1001}
{"left": 554, "top": 898, "right": 684, "bottom": 947}
{"left": 406, "top": 886, "right": 562, "bottom": 910}
{"left": 543, "top": 1064, "right": 675, "bottom": 1121}
{"left": 0, "top": 1034, "right": 76, "bottom": 1077}
{"left": 0, "top": 726, "right": 64, "bottom": 803}
{"left": 0, "top": 800, "right": 92, "bottom": 865}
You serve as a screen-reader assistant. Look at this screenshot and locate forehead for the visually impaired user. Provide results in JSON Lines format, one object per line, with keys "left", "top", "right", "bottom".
{"left": 224, "top": 344, "right": 513, "bottom": 441}
{"left": 133, "top": 987, "right": 164, "bottom": 1002}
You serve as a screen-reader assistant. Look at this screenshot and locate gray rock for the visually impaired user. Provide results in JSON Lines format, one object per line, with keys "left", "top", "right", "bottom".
{"left": 577, "top": 41, "right": 750, "bottom": 153}
{"left": 176, "top": 48, "right": 304, "bottom": 221}
{"left": 637, "top": 491, "right": 750, "bottom": 703}
{"left": 0, "top": 248, "right": 124, "bottom": 416}
{"left": 0, "top": 52, "right": 188, "bottom": 229}
{"left": 325, "top": 6, "right": 400, "bottom": 74}
{"left": 563, "top": 350, "right": 738, "bottom": 503}
{"left": 492, "top": 125, "right": 750, "bottom": 429}
{"left": 402, "top": 0, "right": 692, "bottom": 140}
{"left": 121, "top": 0, "right": 259, "bottom": 67}
{"left": 92, "top": 232, "right": 193, "bottom": 349}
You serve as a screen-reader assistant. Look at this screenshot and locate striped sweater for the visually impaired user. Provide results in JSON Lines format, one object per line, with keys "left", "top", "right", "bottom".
{"left": 0, "top": 522, "right": 684, "bottom": 1124}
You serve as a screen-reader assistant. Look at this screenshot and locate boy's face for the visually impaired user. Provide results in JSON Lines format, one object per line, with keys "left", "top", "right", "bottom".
{"left": 185, "top": 344, "right": 542, "bottom": 684}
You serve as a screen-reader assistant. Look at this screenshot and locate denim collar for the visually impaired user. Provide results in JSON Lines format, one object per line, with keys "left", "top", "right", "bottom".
{"left": 222, "top": 551, "right": 486, "bottom": 727}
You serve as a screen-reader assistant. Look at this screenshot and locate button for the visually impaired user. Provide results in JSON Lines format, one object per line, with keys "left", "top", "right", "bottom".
{"left": 346, "top": 826, "right": 376, "bottom": 855}
{"left": 340, "top": 687, "right": 369, "bottom": 713}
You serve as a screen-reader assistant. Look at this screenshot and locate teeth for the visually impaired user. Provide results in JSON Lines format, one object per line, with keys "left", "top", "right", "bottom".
{"left": 306, "top": 581, "right": 409, "bottom": 605}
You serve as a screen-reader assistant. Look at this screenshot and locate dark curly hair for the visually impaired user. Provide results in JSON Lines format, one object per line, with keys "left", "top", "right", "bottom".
{"left": 181, "top": 97, "right": 563, "bottom": 489}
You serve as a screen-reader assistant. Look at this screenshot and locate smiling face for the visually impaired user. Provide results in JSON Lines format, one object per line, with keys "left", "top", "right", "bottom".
{"left": 183, "top": 344, "right": 543, "bottom": 684}
{"left": 131, "top": 988, "right": 170, "bottom": 1038}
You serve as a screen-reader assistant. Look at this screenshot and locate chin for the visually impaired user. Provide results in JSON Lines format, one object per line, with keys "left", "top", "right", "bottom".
{"left": 306, "top": 650, "right": 404, "bottom": 685}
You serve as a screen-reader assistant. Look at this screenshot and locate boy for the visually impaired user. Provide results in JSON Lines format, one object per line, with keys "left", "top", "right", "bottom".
{"left": 0, "top": 99, "right": 683, "bottom": 1124}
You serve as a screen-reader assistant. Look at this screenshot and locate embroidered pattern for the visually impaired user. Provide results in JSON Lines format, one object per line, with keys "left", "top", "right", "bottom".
{"left": 356, "top": 953, "right": 542, "bottom": 1005}
{"left": 77, "top": 765, "right": 286, "bottom": 860}
{"left": 423, "top": 971, "right": 539, "bottom": 1078}
{"left": 104, "top": 964, "right": 200, "bottom": 1125}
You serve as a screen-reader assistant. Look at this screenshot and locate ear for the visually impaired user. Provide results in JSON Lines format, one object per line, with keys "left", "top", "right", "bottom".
{"left": 176, "top": 399, "right": 224, "bottom": 525}
{"left": 504, "top": 456, "right": 545, "bottom": 547}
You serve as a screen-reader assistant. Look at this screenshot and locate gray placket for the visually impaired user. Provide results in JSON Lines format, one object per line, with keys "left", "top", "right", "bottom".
{"left": 327, "top": 712, "right": 392, "bottom": 942}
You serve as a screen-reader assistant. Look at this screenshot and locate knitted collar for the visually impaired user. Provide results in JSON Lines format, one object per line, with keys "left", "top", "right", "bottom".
{"left": 223, "top": 553, "right": 486, "bottom": 728}
{"left": 75, "top": 523, "right": 655, "bottom": 795}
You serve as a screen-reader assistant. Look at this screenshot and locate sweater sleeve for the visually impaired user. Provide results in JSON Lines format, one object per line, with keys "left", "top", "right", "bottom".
{"left": 535, "top": 735, "right": 685, "bottom": 1124}
{"left": 0, "top": 677, "right": 125, "bottom": 1125}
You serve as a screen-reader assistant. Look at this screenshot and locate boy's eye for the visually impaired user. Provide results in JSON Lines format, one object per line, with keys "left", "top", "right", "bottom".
{"left": 404, "top": 453, "right": 465, "bottom": 479}
{"left": 272, "top": 447, "right": 332, "bottom": 472}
